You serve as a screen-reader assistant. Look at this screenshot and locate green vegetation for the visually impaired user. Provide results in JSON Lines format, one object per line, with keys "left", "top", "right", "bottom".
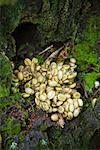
{"left": 0, "top": 0, "right": 100, "bottom": 149}
{"left": 35, "top": 55, "right": 45, "bottom": 64}
{"left": 0, "top": 53, "right": 12, "bottom": 98}
{"left": 0, "top": 93, "right": 22, "bottom": 108}
{"left": 83, "top": 72, "right": 100, "bottom": 91}
{"left": 76, "top": 43, "right": 97, "bottom": 70}
{"left": 1, "top": 117, "right": 21, "bottom": 136}
{"left": 0, "top": 0, "right": 17, "bottom": 6}
{"left": 75, "top": 16, "right": 100, "bottom": 91}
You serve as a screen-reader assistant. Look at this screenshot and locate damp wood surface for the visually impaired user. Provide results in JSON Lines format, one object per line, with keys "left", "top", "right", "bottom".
{"left": 0, "top": 0, "right": 100, "bottom": 149}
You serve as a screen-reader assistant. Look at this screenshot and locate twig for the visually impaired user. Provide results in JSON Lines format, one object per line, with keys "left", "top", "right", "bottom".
{"left": 39, "top": 45, "right": 53, "bottom": 55}
{"left": 46, "top": 46, "right": 64, "bottom": 61}
{"left": 93, "top": 87, "right": 100, "bottom": 98}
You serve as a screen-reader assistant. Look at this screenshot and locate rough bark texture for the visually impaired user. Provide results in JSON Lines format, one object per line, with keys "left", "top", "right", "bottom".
{"left": 0, "top": 0, "right": 87, "bottom": 58}
{"left": 0, "top": 0, "right": 100, "bottom": 149}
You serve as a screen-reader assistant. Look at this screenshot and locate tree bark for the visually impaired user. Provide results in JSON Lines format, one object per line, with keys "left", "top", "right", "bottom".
{"left": 0, "top": 0, "right": 87, "bottom": 58}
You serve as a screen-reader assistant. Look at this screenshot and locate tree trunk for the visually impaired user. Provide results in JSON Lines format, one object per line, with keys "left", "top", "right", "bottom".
{"left": 0, "top": 0, "right": 87, "bottom": 58}
{"left": 0, "top": 0, "right": 100, "bottom": 149}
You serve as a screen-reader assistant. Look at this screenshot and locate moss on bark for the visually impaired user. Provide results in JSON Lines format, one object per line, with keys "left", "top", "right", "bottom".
{"left": 0, "top": 53, "right": 12, "bottom": 98}
{"left": 0, "top": 0, "right": 100, "bottom": 149}
{"left": 0, "top": 0, "right": 86, "bottom": 58}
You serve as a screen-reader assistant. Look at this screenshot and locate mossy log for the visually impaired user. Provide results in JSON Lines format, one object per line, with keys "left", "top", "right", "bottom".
{"left": 0, "top": 0, "right": 100, "bottom": 149}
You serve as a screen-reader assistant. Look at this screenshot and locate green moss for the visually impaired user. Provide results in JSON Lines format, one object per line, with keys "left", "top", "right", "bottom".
{"left": 35, "top": 55, "right": 45, "bottom": 64}
{"left": 1, "top": 1, "right": 24, "bottom": 34}
{"left": 75, "top": 16, "right": 100, "bottom": 91}
{"left": 0, "top": 117, "right": 21, "bottom": 150}
{"left": 75, "top": 16, "right": 100, "bottom": 70}
{"left": 0, "top": 0, "right": 17, "bottom": 6}
{"left": 85, "top": 17, "right": 100, "bottom": 46}
{"left": 83, "top": 72, "right": 100, "bottom": 91}
{"left": 1, "top": 117, "right": 21, "bottom": 136}
{"left": 48, "top": 127, "right": 63, "bottom": 150}
{"left": 0, "top": 93, "right": 22, "bottom": 108}
{"left": 76, "top": 42, "right": 97, "bottom": 70}
{"left": 0, "top": 53, "right": 12, "bottom": 98}
{"left": 0, "top": 84, "right": 10, "bottom": 98}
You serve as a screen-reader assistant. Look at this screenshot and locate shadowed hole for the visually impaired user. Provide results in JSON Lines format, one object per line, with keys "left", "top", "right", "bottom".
{"left": 12, "top": 22, "right": 41, "bottom": 62}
